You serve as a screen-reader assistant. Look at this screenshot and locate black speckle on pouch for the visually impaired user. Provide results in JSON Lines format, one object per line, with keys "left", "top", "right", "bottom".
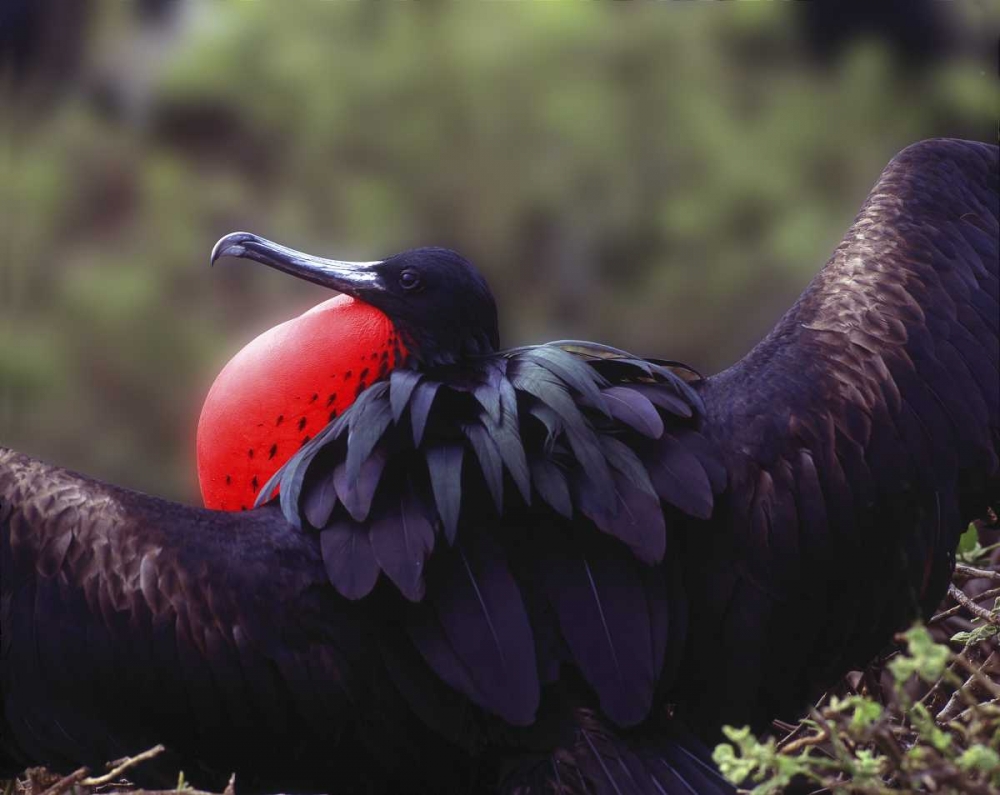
{"left": 225, "top": 475, "right": 232, "bottom": 485}
{"left": 310, "top": 393, "right": 319, "bottom": 403}
{"left": 300, "top": 435, "right": 311, "bottom": 447}
{"left": 297, "top": 417, "right": 307, "bottom": 431}
{"left": 360, "top": 367, "right": 370, "bottom": 381}
{"left": 248, "top": 448, "right": 254, "bottom": 459}
{"left": 328, "top": 410, "right": 337, "bottom": 422}
{"left": 276, "top": 415, "right": 284, "bottom": 426}
{"left": 326, "top": 393, "right": 337, "bottom": 407}
{"left": 344, "top": 370, "right": 353, "bottom": 379}
{"left": 268, "top": 443, "right": 278, "bottom": 460}
{"left": 251, "top": 475, "right": 259, "bottom": 491}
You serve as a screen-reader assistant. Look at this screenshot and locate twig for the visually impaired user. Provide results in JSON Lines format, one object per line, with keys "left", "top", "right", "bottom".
{"left": 918, "top": 654, "right": 966, "bottom": 709}
{"left": 930, "top": 585, "right": 1000, "bottom": 623}
{"left": 949, "top": 697, "right": 1000, "bottom": 725}
{"left": 37, "top": 767, "right": 88, "bottom": 795}
{"left": 947, "top": 583, "right": 999, "bottom": 625}
{"left": 953, "top": 563, "right": 1000, "bottom": 582}
{"left": 936, "top": 653, "right": 994, "bottom": 723}
{"left": 109, "top": 790, "right": 225, "bottom": 795}
{"left": 81, "top": 744, "right": 165, "bottom": 787}
{"left": 952, "top": 652, "right": 1000, "bottom": 699}
{"left": 807, "top": 709, "right": 855, "bottom": 767}
{"left": 780, "top": 730, "right": 830, "bottom": 756}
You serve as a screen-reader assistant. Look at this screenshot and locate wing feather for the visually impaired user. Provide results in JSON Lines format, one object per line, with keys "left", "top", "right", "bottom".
{"left": 406, "top": 528, "right": 539, "bottom": 725}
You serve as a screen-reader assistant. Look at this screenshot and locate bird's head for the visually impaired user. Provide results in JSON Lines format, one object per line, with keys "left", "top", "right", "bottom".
{"left": 211, "top": 232, "right": 499, "bottom": 366}
{"left": 199, "top": 232, "right": 498, "bottom": 511}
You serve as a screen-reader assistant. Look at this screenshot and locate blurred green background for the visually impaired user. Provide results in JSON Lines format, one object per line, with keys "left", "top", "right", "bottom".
{"left": 0, "top": 0, "right": 996, "bottom": 504}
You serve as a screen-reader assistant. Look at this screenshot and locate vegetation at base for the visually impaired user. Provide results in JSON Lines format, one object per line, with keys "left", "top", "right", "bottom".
{"left": 714, "top": 519, "right": 1000, "bottom": 794}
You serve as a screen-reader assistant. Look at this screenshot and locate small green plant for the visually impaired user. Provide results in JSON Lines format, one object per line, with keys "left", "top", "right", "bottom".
{"left": 714, "top": 553, "right": 1000, "bottom": 794}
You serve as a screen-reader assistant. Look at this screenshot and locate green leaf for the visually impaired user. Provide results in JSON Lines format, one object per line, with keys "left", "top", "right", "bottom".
{"left": 957, "top": 745, "right": 1000, "bottom": 775}
{"left": 957, "top": 523, "right": 986, "bottom": 564}
{"left": 888, "top": 625, "right": 951, "bottom": 684}
{"left": 958, "top": 522, "right": 979, "bottom": 555}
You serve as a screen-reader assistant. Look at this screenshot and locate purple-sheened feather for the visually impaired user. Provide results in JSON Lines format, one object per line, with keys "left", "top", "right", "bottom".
{"left": 333, "top": 447, "right": 389, "bottom": 522}
{"left": 491, "top": 420, "right": 532, "bottom": 505}
{"left": 528, "top": 403, "right": 561, "bottom": 450}
{"left": 628, "top": 383, "right": 694, "bottom": 419}
{"left": 302, "top": 472, "right": 338, "bottom": 529}
{"left": 319, "top": 521, "right": 380, "bottom": 600}
{"left": 404, "top": 604, "right": 484, "bottom": 710}
{"left": 641, "top": 560, "right": 671, "bottom": 682}
{"left": 534, "top": 529, "right": 660, "bottom": 727}
{"left": 462, "top": 421, "right": 504, "bottom": 510}
{"left": 377, "top": 628, "right": 475, "bottom": 751}
{"left": 473, "top": 362, "right": 504, "bottom": 424}
{"left": 426, "top": 444, "right": 464, "bottom": 543}
{"left": 598, "top": 386, "right": 664, "bottom": 438}
{"left": 576, "top": 468, "right": 667, "bottom": 564}
{"left": 389, "top": 368, "right": 423, "bottom": 423}
{"left": 665, "top": 430, "right": 727, "bottom": 494}
{"left": 645, "top": 437, "right": 714, "bottom": 520}
{"left": 410, "top": 380, "right": 441, "bottom": 447}
{"left": 345, "top": 384, "right": 392, "bottom": 484}
{"left": 508, "top": 359, "right": 587, "bottom": 435}
{"left": 493, "top": 371, "right": 532, "bottom": 503}
{"left": 415, "top": 529, "right": 539, "bottom": 726}
{"left": 527, "top": 345, "right": 610, "bottom": 414}
{"left": 369, "top": 480, "right": 436, "bottom": 601}
{"left": 530, "top": 457, "right": 573, "bottom": 518}
{"left": 599, "top": 435, "right": 657, "bottom": 498}
{"left": 564, "top": 424, "right": 616, "bottom": 511}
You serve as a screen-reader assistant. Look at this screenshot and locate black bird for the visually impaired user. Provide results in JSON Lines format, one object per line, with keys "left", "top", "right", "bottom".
{"left": 2, "top": 139, "right": 998, "bottom": 794}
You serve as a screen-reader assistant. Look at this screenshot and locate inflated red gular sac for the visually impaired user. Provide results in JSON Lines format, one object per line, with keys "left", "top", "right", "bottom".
{"left": 197, "top": 294, "right": 404, "bottom": 510}
{"left": 198, "top": 233, "right": 496, "bottom": 511}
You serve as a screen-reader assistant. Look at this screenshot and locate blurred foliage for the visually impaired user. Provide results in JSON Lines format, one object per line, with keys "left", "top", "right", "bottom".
{"left": 0, "top": 1, "right": 997, "bottom": 502}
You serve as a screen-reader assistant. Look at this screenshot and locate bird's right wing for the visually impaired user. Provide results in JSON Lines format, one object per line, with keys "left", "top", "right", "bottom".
{"left": 684, "top": 138, "right": 999, "bottom": 730}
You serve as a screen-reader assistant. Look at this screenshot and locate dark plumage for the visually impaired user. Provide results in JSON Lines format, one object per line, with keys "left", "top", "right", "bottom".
{"left": 2, "top": 139, "right": 998, "bottom": 794}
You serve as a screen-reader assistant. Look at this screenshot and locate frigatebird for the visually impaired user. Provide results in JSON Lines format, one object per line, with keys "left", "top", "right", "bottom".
{"left": 1, "top": 138, "right": 997, "bottom": 794}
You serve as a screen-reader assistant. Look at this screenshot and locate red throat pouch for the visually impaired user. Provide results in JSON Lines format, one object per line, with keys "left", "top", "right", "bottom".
{"left": 197, "top": 294, "right": 405, "bottom": 511}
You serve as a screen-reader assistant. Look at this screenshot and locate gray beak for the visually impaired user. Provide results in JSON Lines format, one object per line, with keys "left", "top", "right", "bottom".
{"left": 211, "top": 232, "right": 383, "bottom": 297}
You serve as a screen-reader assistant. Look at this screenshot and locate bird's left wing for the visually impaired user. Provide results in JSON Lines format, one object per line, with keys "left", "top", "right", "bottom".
{"left": 0, "top": 447, "right": 371, "bottom": 785}
{"left": 261, "top": 343, "right": 725, "bottom": 728}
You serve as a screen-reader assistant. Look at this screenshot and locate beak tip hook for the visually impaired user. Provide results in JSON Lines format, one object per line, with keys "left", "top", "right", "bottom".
{"left": 210, "top": 232, "right": 255, "bottom": 267}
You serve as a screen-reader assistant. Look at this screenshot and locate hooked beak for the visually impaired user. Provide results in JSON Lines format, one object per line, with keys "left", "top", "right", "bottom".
{"left": 210, "top": 232, "right": 383, "bottom": 297}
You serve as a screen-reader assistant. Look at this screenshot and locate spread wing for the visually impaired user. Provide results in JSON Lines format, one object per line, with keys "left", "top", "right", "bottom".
{"left": 264, "top": 343, "right": 725, "bottom": 728}
{"left": 682, "top": 138, "right": 1000, "bottom": 731}
{"left": 0, "top": 449, "right": 377, "bottom": 788}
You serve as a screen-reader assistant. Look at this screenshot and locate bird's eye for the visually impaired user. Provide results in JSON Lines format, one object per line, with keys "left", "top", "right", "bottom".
{"left": 399, "top": 270, "right": 422, "bottom": 291}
